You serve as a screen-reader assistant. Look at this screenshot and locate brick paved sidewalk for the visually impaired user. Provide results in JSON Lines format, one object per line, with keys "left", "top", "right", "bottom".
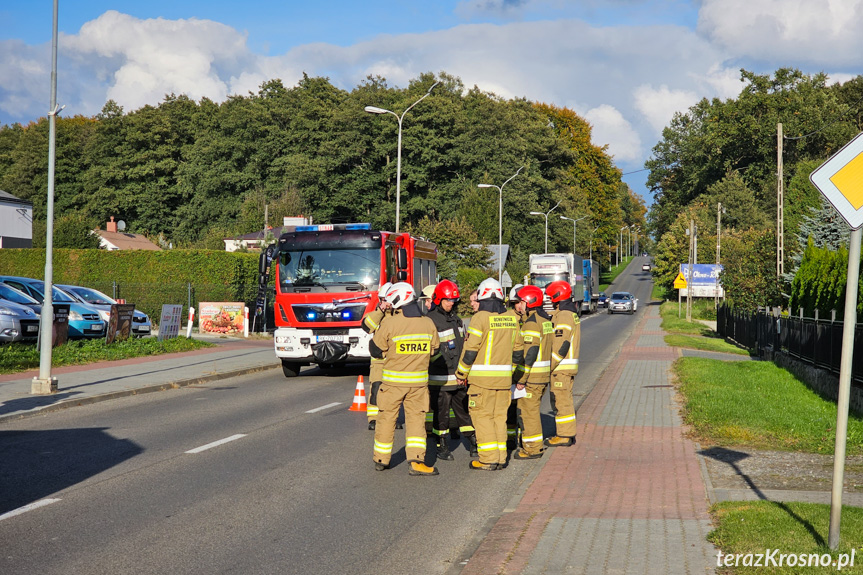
{"left": 462, "top": 304, "right": 717, "bottom": 575}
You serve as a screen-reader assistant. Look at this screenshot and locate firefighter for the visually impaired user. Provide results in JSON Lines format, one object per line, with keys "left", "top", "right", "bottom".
{"left": 469, "top": 289, "right": 480, "bottom": 313}
{"left": 503, "top": 283, "right": 526, "bottom": 450}
{"left": 513, "top": 284, "right": 554, "bottom": 460}
{"left": 418, "top": 284, "right": 437, "bottom": 433}
{"left": 369, "top": 282, "right": 441, "bottom": 476}
{"left": 362, "top": 282, "right": 393, "bottom": 431}
{"left": 544, "top": 280, "right": 581, "bottom": 447}
{"left": 418, "top": 284, "right": 436, "bottom": 315}
{"left": 428, "top": 280, "right": 476, "bottom": 460}
{"left": 455, "top": 278, "right": 525, "bottom": 471}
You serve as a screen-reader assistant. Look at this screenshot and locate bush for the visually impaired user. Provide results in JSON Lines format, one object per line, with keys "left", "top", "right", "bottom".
{"left": 0, "top": 248, "right": 260, "bottom": 327}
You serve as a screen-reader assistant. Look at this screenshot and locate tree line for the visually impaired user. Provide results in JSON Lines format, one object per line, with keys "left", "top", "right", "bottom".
{"left": 647, "top": 68, "right": 863, "bottom": 310}
{"left": 0, "top": 71, "right": 646, "bottom": 282}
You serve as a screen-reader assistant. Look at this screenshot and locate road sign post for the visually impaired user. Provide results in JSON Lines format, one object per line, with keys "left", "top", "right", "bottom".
{"left": 809, "top": 132, "right": 863, "bottom": 550}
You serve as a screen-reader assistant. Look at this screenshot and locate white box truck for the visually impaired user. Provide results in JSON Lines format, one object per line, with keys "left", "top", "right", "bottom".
{"left": 528, "top": 253, "right": 585, "bottom": 314}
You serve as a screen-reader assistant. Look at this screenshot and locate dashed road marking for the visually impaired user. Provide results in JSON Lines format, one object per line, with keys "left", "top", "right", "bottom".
{"left": 305, "top": 402, "right": 342, "bottom": 413}
{"left": 0, "top": 498, "right": 61, "bottom": 522}
{"left": 186, "top": 433, "right": 246, "bottom": 454}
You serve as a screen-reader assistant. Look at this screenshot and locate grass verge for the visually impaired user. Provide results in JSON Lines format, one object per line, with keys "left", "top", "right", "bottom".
{"left": 709, "top": 501, "right": 863, "bottom": 573}
{"left": 665, "top": 334, "right": 751, "bottom": 356}
{"left": 661, "top": 300, "right": 717, "bottom": 335}
{"left": 675, "top": 357, "right": 863, "bottom": 455}
{"left": 0, "top": 337, "right": 215, "bottom": 375}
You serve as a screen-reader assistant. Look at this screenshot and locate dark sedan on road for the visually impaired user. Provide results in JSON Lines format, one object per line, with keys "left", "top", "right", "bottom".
{"left": 607, "top": 292, "right": 638, "bottom": 315}
{"left": 597, "top": 292, "right": 608, "bottom": 307}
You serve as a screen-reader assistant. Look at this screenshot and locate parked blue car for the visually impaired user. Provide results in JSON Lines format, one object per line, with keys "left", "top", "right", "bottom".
{"left": 0, "top": 276, "right": 106, "bottom": 338}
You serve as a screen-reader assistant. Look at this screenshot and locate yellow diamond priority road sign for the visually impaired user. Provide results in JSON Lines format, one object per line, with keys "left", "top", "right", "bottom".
{"left": 810, "top": 132, "right": 863, "bottom": 229}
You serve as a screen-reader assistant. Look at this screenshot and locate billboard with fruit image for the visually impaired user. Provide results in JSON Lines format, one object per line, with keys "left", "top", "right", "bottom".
{"left": 199, "top": 302, "right": 244, "bottom": 334}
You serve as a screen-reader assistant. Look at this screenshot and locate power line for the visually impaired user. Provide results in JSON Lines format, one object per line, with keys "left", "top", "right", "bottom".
{"left": 784, "top": 88, "right": 863, "bottom": 141}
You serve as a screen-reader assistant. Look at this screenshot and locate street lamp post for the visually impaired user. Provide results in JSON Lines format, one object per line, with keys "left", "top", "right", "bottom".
{"left": 530, "top": 200, "right": 562, "bottom": 253}
{"left": 619, "top": 226, "right": 627, "bottom": 265}
{"left": 478, "top": 166, "right": 524, "bottom": 283}
{"left": 560, "top": 215, "right": 588, "bottom": 255}
{"left": 34, "top": 0, "right": 61, "bottom": 395}
{"left": 364, "top": 81, "right": 439, "bottom": 233}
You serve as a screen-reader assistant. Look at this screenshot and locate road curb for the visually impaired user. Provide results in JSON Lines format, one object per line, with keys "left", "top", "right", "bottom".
{"left": 0, "top": 363, "right": 279, "bottom": 425}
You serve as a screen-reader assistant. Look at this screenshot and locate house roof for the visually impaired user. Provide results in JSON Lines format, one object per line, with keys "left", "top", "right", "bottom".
{"left": 96, "top": 230, "right": 161, "bottom": 250}
{"left": 0, "top": 190, "right": 32, "bottom": 206}
{"left": 468, "top": 244, "right": 510, "bottom": 270}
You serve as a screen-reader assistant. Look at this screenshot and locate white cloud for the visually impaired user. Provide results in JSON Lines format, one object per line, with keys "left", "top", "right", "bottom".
{"left": 633, "top": 84, "right": 699, "bottom": 133}
{"left": 698, "top": 0, "right": 863, "bottom": 67}
{"left": 584, "top": 104, "right": 642, "bottom": 163}
{"left": 63, "top": 10, "right": 255, "bottom": 112}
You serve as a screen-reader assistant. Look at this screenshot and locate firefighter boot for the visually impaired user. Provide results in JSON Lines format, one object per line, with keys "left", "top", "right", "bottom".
{"left": 468, "top": 434, "right": 479, "bottom": 458}
{"left": 513, "top": 448, "right": 543, "bottom": 460}
{"left": 437, "top": 434, "right": 454, "bottom": 461}
{"left": 544, "top": 436, "right": 575, "bottom": 447}
{"left": 469, "top": 460, "right": 497, "bottom": 471}
{"left": 408, "top": 461, "right": 439, "bottom": 476}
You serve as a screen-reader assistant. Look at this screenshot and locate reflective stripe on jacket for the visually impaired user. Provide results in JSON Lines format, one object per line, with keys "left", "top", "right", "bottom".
{"left": 520, "top": 311, "right": 554, "bottom": 384}
{"left": 371, "top": 310, "right": 440, "bottom": 387}
{"left": 550, "top": 308, "right": 581, "bottom": 375}
{"left": 455, "top": 310, "right": 524, "bottom": 390}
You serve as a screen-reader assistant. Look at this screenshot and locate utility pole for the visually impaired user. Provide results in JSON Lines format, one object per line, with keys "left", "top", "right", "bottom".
{"left": 715, "top": 202, "right": 722, "bottom": 309}
{"left": 687, "top": 219, "right": 694, "bottom": 322}
{"left": 777, "top": 123, "right": 785, "bottom": 277}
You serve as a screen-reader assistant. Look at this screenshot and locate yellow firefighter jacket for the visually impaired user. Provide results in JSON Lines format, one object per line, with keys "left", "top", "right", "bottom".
{"left": 550, "top": 307, "right": 581, "bottom": 376}
{"left": 370, "top": 306, "right": 439, "bottom": 387}
{"left": 455, "top": 310, "right": 525, "bottom": 390}
{"left": 519, "top": 310, "right": 554, "bottom": 385}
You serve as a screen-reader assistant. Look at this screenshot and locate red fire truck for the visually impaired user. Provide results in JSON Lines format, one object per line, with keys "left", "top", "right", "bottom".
{"left": 264, "top": 223, "right": 437, "bottom": 377}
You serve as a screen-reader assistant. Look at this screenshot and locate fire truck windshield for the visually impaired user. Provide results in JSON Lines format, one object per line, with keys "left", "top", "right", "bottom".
{"left": 278, "top": 247, "right": 381, "bottom": 290}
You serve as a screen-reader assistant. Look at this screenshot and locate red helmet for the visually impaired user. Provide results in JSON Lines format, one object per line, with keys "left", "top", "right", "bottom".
{"left": 432, "top": 279, "right": 460, "bottom": 305}
{"left": 516, "top": 285, "right": 544, "bottom": 309}
{"left": 546, "top": 280, "right": 572, "bottom": 303}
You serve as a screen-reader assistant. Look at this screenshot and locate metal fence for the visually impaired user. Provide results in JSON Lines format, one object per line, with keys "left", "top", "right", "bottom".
{"left": 89, "top": 281, "right": 274, "bottom": 331}
{"left": 717, "top": 304, "right": 861, "bottom": 382}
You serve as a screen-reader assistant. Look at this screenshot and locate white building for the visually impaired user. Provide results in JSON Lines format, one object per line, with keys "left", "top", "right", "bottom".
{"left": 0, "top": 190, "right": 33, "bottom": 248}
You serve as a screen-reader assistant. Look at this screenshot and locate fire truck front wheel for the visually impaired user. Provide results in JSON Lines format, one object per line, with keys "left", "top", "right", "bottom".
{"left": 281, "top": 360, "right": 301, "bottom": 378}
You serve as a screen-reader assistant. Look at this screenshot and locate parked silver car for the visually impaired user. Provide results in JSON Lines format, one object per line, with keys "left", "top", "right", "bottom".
{"left": 607, "top": 292, "right": 638, "bottom": 315}
{"left": 0, "top": 298, "right": 40, "bottom": 343}
{"left": 57, "top": 285, "right": 152, "bottom": 337}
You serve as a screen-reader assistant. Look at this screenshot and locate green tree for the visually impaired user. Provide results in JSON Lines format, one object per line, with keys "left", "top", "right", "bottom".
{"left": 53, "top": 213, "right": 101, "bottom": 249}
{"left": 719, "top": 228, "right": 782, "bottom": 310}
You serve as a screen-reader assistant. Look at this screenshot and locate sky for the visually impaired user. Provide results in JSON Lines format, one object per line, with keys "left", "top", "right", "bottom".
{"left": 2, "top": 0, "right": 862, "bottom": 205}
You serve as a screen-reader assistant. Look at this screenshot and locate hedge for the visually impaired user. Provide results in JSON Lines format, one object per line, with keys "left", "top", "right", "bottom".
{"left": 0, "top": 249, "right": 260, "bottom": 328}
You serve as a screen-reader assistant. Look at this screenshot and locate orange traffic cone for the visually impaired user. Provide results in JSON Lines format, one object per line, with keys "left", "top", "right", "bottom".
{"left": 349, "top": 375, "right": 367, "bottom": 412}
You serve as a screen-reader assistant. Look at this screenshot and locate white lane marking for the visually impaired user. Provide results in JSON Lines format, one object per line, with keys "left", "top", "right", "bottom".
{"left": 185, "top": 434, "right": 246, "bottom": 454}
{"left": 0, "top": 498, "right": 61, "bottom": 522}
{"left": 305, "top": 402, "right": 342, "bottom": 413}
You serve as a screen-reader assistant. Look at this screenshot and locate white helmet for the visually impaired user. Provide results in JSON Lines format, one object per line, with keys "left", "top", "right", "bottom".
{"left": 476, "top": 278, "right": 504, "bottom": 301}
{"left": 508, "top": 283, "right": 524, "bottom": 302}
{"left": 377, "top": 282, "right": 393, "bottom": 298}
{"left": 385, "top": 282, "right": 416, "bottom": 309}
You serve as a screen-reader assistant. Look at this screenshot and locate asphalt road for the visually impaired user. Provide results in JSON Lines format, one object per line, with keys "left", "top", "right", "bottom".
{"left": 0, "top": 258, "right": 654, "bottom": 575}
